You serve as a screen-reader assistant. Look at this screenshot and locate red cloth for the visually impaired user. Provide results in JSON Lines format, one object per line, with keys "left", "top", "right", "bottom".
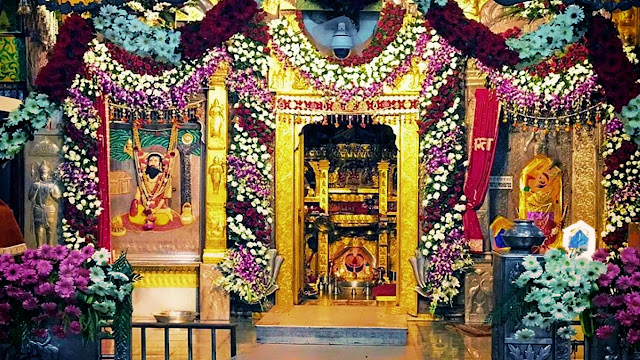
{"left": 463, "top": 89, "right": 501, "bottom": 254}
{"left": 372, "top": 284, "right": 396, "bottom": 297}
{"left": 96, "top": 97, "right": 111, "bottom": 251}
{"left": 0, "top": 199, "right": 24, "bottom": 249}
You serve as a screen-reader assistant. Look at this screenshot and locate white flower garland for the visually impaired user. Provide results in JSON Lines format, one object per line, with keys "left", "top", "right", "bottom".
{"left": 268, "top": 15, "right": 428, "bottom": 99}
{"left": 77, "top": 40, "right": 227, "bottom": 100}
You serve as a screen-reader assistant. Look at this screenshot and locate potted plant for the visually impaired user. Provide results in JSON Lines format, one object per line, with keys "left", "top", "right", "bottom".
{"left": 0, "top": 245, "right": 137, "bottom": 359}
{"left": 589, "top": 247, "right": 640, "bottom": 359}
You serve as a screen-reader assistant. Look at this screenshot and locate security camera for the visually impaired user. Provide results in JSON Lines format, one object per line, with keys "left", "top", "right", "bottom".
{"left": 330, "top": 22, "right": 353, "bottom": 59}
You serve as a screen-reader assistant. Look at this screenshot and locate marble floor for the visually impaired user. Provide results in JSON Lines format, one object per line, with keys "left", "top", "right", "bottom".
{"left": 117, "top": 318, "right": 492, "bottom": 360}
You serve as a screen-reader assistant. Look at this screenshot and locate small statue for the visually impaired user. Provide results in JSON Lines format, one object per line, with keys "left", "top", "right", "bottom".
{"left": 29, "top": 160, "right": 61, "bottom": 247}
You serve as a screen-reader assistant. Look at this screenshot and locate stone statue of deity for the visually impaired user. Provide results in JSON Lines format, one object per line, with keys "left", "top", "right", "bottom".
{"left": 28, "top": 160, "right": 61, "bottom": 247}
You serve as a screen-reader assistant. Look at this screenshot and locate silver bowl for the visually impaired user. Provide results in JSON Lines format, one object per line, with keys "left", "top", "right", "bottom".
{"left": 153, "top": 311, "right": 198, "bottom": 323}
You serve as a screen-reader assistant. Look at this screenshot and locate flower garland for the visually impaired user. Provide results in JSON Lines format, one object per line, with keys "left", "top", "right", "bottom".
{"left": 34, "top": 15, "right": 95, "bottom": 102}
{"left": 220, "top": 33, "right": 275, "bottom": 303}
{"left": 93, "top": 5, "right": 181, "bottom": 64}
{"left": 424, "top": 0, "right": 519, "bottom": 70}
{"left": 417, "top": 34, "right": 471, "bottom": 309}
{"left": 59, "top": 90, "right": 102, "bottom": 249}
{"left": 480, "top": 42, "right": 602, "bottom": 130}
{"left": 104, "top": 42, "right": 173, "bottom": 76}
{"left": 601, "top": 114, "right": 640, "bottom": 249}
{"left": 78, "top": 40, "right": 229, "bottom": 109}
{"left": 180, "top": 0, "right": 257, "bottom": 60}
{"left": 0, "top": 93, "right": 59, "bottom": 163}
{"left": 269, "top": 15, "right": 429, "bottom": 103}
{"left": 505, "top": 5, "right": 585, "bottom": 64}
{"left": 586, "top": 15, "right": 640, "bottom": 144}
{"left": 294, "top": 3, "right": 406, "bottom": 67}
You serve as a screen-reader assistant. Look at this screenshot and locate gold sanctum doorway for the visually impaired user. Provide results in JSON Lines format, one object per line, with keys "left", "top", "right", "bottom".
{"left": 273, "top": 95, "right": 421, "bottom": 314}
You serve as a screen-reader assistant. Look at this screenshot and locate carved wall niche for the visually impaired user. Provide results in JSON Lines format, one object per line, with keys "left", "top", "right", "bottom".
{"left": 490, "top": 129, "right": 574, "bottom": 227}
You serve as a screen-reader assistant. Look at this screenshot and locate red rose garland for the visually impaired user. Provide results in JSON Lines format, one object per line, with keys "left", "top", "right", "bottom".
{"left": 105, "top": 42, "right": 173, "bottom": 76}
{"left": 586, "top": 15, "right": 640, "bottom": 112}
{"left": 527, "top": 42, "right": 588, "bottom": 78}
{"left": 180, "top": 0, "right": 258, "bottom": 59}
{"left": 295, "top": 3, "right": 405, "bottom": 67}
{"left": 35, "top": 15, "right": 95, "bottom": 102}
{"left": 242, "top": 10, "right": 271, "bottom": 46}
{"left": 425, "top": 0, "right": 519, "bottom": 69}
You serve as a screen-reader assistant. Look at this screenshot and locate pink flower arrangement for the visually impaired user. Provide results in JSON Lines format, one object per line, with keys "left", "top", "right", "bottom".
{"left": 0, "top": 246, "right": 136, "bottom": 347}
{"left": 593, "top": 247, "right": 640, "bottom": 349}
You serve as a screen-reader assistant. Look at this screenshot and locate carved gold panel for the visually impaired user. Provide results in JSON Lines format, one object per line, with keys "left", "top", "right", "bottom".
{"left": 398, "top": 115, "right": 419, "bottom": 315}
{"left": 275, "top": 114, "right": 297, "bottom": 306}
{"left": 134, "top": 265, "right": 199, "bottom": 288}
{"left": 572, "top": 126, "right": 598, "bottom": 231}
{"left": 204, "top": 65, "right": 229, "bottom": 264}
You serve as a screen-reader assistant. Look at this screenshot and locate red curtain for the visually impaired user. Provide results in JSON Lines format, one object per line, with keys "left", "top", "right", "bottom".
{"left": 463, "top": 89, "right": 501, "bottom": 254}
{"left": 96, "top": 97, "right": 111, "bottom": 251}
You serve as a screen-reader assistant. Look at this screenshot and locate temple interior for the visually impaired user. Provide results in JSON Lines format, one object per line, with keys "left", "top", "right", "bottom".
{"left": 0, "top": 0, "right": 640, "bottom": 358}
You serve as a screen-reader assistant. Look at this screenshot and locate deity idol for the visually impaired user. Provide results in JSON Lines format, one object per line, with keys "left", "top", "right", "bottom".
{"left": 129, "top": 152, "right": 176, "bottom": 230}
{"left": 28, "top": 160, "right": 61, "bottom": 247}
{"left": 519, "top": 154, "right": 563, "bottom": 248}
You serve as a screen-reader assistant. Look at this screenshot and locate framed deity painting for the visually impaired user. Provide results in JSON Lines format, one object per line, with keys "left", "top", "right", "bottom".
{"left": 107, "top": 98, "right": 206, "bottom": 262}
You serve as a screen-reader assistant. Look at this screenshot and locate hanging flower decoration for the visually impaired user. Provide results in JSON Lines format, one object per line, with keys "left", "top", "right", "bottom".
{"left": 294, "top": 3, "right": 406, "bottom": 67}
{"left": 417, "top": 33, "right": 471, "bottom": 309}
{"left": 424, "top": 0, "right": 519, "bottom": 69}
{"left": 269, "top": 15, "right": 430, "bottom": 102}
{"left": 0, "top": 93, "right": 59, "bottom": 163}
{"left": 180, "top": 0, "right": 258, "bottom": 60}
{"left": 586, "top": 15, "right": 640, "bottom": 144}
{"left": 222, "top": 32, "right": 275, "bottom": 303}
{"left": 104, "top": 42, "right": 173, "bottom": 76}
{"left": 78, "top": 40, "right": 229, "bottom": 109}
{"left": 504, "top": 5, "right": 585, "bottom": 64}
{"left": 93, "top": 5, "right": 182, "bottom": 64}
{"left": 34, "top": 15, "right": 95, "bottom": 103}
{"left": 600, "top": 114, "right": 640, "bottom": 249}
{"left": 59, "top": 90, "right": 103, "bottom": 249}
{"left": 480, "top": 42, "right": 604, "bottom": 131}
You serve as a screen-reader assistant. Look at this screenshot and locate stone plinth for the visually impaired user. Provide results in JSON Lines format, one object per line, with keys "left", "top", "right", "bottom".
{"left": 464, "top": 260, "right": 493, "bottom": 324}
{"left": 199, "top": 264, "right": 230, "bottom": 322}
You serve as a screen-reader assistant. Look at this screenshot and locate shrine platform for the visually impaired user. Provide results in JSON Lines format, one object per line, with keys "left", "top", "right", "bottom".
{"left": 255, "top": 305, "right": 408, "bottom": 346}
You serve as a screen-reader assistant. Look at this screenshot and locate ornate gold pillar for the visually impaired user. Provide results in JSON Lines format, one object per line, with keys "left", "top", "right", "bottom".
{"left": 318, "top": 232, "right": 329, "bottom": 277}
{"left": 378, "top": 161, "right": 389, "bottom": 215}
{"left": 572, "top": 126, "right": 599, "bottom": 233}
{"left": 275, "top": 113, "right": 296, "bottom": 306}
{"left": 398, "top": 114, "right": 419, "bottom": 315}
{"left": 203, "top": 64, "right": 229, "bottom": 264}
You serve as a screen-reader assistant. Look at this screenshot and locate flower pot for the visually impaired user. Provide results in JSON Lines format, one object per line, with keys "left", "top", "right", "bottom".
{"left": 0, "top": 334, "right": 99, "bottom": 360}
{"left": 501, "top": 219, "right": 546, "bottom": 252}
